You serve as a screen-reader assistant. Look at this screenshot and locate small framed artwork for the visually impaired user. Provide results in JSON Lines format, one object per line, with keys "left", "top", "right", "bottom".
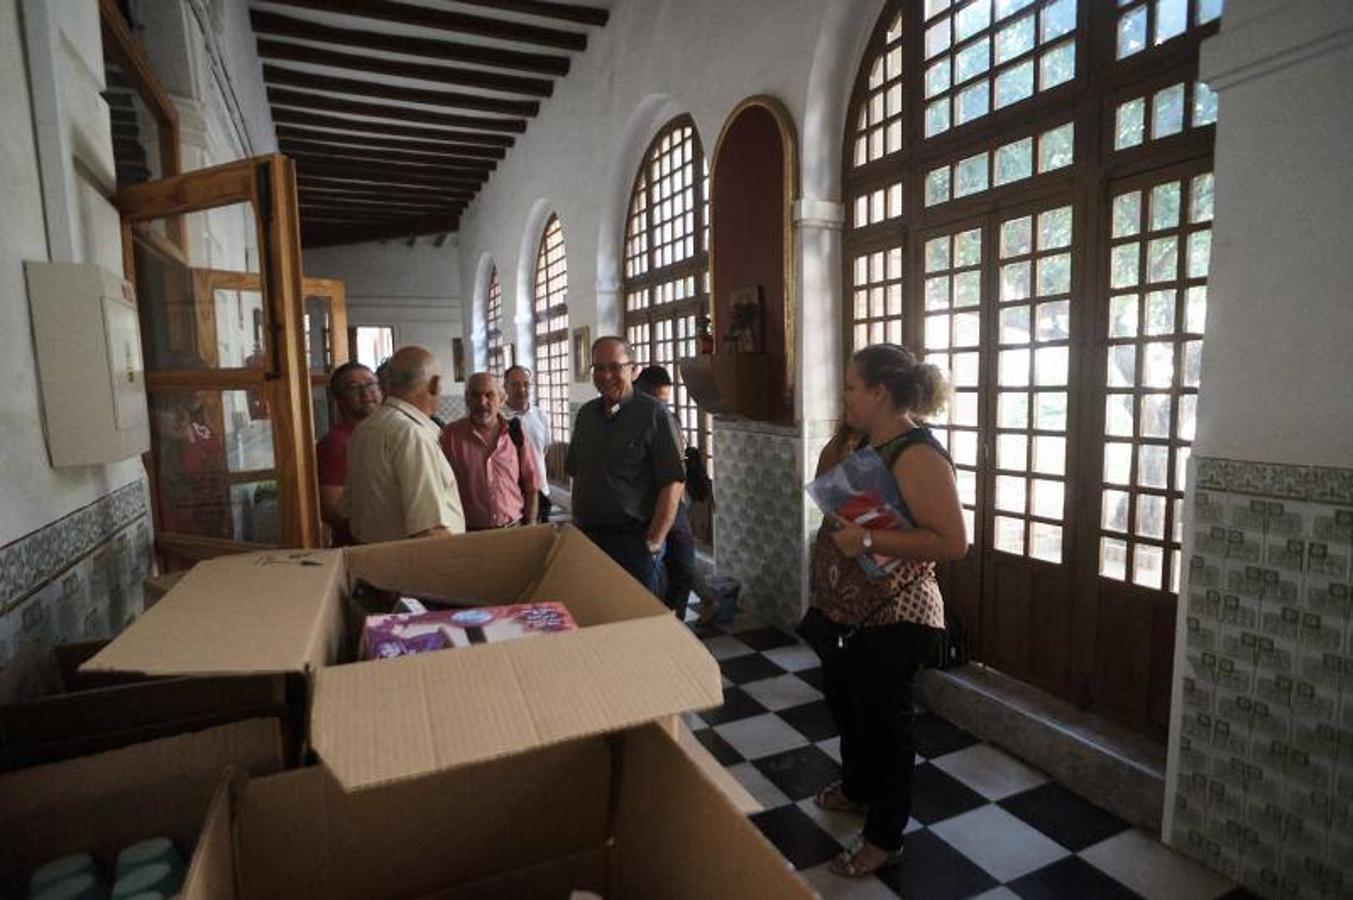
{"left": 451, "top": 337, "right": 467, "bottom": 383}
{"left": 572, "top": 326, "right": 591, "bottom": 381}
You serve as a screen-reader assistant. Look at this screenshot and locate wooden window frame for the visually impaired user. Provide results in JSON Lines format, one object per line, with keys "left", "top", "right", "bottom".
{"left": 485, "top": 265, "right": 505, "bottom": 378}
{"left": 533, "top": 214, "right": 571, "bottom": 479}
{"left": 841, "top": 0, "right": 1220, "bottom": 732}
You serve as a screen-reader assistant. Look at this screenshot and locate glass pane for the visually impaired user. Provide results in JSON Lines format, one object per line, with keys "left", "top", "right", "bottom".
{"left": 996, "top": 474, "right": 1027, "bottom": 512}
{"left": 956, "top": 0, "right": 993, "bottom": 40}
{"left": 1151, "top": 182, "right": 1182, "bottom": 229}
{"left": 1141, "top": 393, "right": 1173, "bottom": 438}
{"left": 1030, "top": 522, "right": 1062, "bottom": 562}
{"left": 995, "top": 0, "right": 1035, "bottom": 17}
{"left": 1186, "top": 286, "right": 1207, "bottom": 333}
{"left": 957, "top": 80, "right": 991, "bottom": 125}
{"left": 954, "top": 352, "right": 981, "bottom": 386}
{"left": 926, "top": 59, "right": 953, "bottom": 98}
{"left": 1035, "top": 346, "right": 1068, "bottom": 385}
{"left": 1104, "top": 441, "right": 1133, "bottom": 484}
{"left": 1147, "top": 237, "right": 1178, "bottom": 283}
{"left": 1117, "top": 6, "right": 1147, "bottom": 59}
{"left": 1144, "top": 290, "right": 1176, "bottom": 335}
{"left": 1113, "top": 192, "right": 1142, "bottom": 238}
{"left": 1001, "top": 216, "right": 1033, "bottom": 258}
{"left": 1034, "top": 391, "right": 1067, "bottom": 430}
{"left": 1152, "top": 84, "right": 1186, "bottom": 139}
{"left": 1193, "top": 81, "right": 1219, "bottom": 126}
{"left": 1191, "top": 173, "right": 1215, "bottom": 223}
{"left": 995, "top": 60, "right": 1035, "bottom": 108}
{"left": 1001, "top": 261, "right": 1032, "bottom": 301}
{"left": 1179, "top": 394, "right": 1198, "bottom": 441}
{"left": 133, "top": 202, "right": 263, "bottom": 372}
{"left": 1109, "top": 294, "right": 1138, "bottom": 337}
{"left": 1039, "top": 40, "right": 1075, "bottom": 89}
{"left": 995, "top": 515, "right": 1025, "bottom": 553}
{"left": 1134, "top": 544, "right": 1164, "bottom": 588}
{"left": 955, "top": 37, "right": 992, "bottom": 83}
{"left": 954, "top": 271, "right": 982, "bottom": 307}
{"left": 1102, "top": 490, "right": 1130, "bottom": 532}
{"left": 1106, "top": 393, "right": 1135, "bottom": 436}
{"left": 954, "top": 390, "right": 980, "bottom": 424}
{"left": 994, "top": 137, "right": 1034, "bottom": 184}
{"left": 1188, "top": 230, "right": 1212, "bottom": 278}
{"left": 1035, "top": 300, "right": 1070, "bottom": 340}
{"left": 955, "top": 311, "right": 982, "bottom": 345}
{"left": 998, "top": 433, "right": 1028, "bottom": 470}
{"left": 1037, "top": 207, "right": 1073, "bottom": 250}
{"left": 1107, "top": 344, "right": 1137, "bottom": 387}
{"left": 1100, "top": 536, "right": 1128, "bottom": 580}
{"left": 1197, "top": 0, "right": 1224, "bottom": 24}
{"left": 1000, "top": 348, "right": 1031, "bottom": 386}
{"left": 927, "top": 316, "right": 953, "bottom": 350}
{"left": 1032, "top": 478, "right": 1064, "bottom": 519}
{"left": 1033, "top": 435, "right": 1066, "bottom": 475}
{"left": 926, "top": 236, "right": 952, "bottom": 271}
{"left": 1041, "top": 0, "right": 1076, "bottom": 40}
{"left": 1143, "top": 341, "right": 1175, "bottom": 388}
{"left": 956, "top": 229, "right": 983, "bottom": 265}
{"left": 995, "top": 14, "right": 1036, "bottom": 64}
{"left": 1138, "top": 444, "right": 1170, "bottom": 488}
{"left": 927, "top": 98, "right": 952, "bottom": 136}
{"left": 1001, "top": 305, "right": 1031, "bottom": 344}
{"left": 927, "top": 167, "right": 952, "bottom": 206}
{"left": 1037, "top": 253, "right": 1071, "bottom": 295}
{"left": 1039, "top": 123, "right": 1074, "bottom": 171}
{"left": 953, "top": 429, "right": 979, "bottom": 465}
{"left": 151, "top": 389, "right": 277, "bottom": 541}
{"left": 955, "top": 153, "right": 990, "bottom": 197}
{"left": 927, "top": 276, "right": 951, "bottom": 310}
{"left": 1155, "top": 0, "right": 1188, "bottom": 44}
{"left": 958, "top": 469, "right": 978, "bottom": 504}
{"left": 999, "top": 391, "right": 1029, "bottom": 428}
{"left": 926, "top": 17, "right": 953, "bottom": 59}
{"left": 926, "top": 0, "right": 952, "bottom": 18}
{"left": 1115, "top": 98, "right": 1146, "bottom": 150}
{"left": 1183, "top": 339, "right": 1203, "bottom": 388}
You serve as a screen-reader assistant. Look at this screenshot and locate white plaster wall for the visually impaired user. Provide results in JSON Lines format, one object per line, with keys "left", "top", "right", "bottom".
{"left": 302, "top": 239, "right": 465, "bottom": 389}
{"left": 455, "top": 0, "right": 887, "bottom": 414}
{"left": 1194, "top": 0, "right": 1353, "bottom": 468}
{"left": 1, "top": 0, "right": 143, "bottom": 547}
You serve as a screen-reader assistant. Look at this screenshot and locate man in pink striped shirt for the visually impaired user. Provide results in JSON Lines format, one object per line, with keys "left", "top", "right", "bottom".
{"left": 440, "top": 372, "right": 540, "bottom": 530}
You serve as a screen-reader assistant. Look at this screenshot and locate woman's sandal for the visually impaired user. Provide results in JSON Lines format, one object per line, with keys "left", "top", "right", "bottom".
{"left": 813, "top": 782, "right": 867, "bottom": 814}
{"left": 829, "top": 836, "right": 902, "bottom": 879}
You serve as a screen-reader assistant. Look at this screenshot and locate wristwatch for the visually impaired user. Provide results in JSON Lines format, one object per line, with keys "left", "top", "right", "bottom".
{"left": 861, "top": 531, "right": 874, "bottom": 552}
{"left": 646, "top": 539, "right": 663, "bottom": 556}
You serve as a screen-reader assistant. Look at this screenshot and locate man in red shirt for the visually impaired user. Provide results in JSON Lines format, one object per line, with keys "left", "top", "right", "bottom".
{"left": 316, "top": 361, "right": 382, "bottom": 545}
{"left": 440, "top": 372, "right": 540, "bottom": 530}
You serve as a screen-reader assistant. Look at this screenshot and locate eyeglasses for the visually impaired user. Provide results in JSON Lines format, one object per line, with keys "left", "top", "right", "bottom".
{"left": 589, "top": 362, "right": 634, "bottom": 375}
{"left": 341, "top": 382, "right": 380, "bottom": 394}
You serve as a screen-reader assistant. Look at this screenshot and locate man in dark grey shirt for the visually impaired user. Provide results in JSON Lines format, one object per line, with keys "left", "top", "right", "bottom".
{"left": 566, "top": 336, "right": 685, "bottom": 594}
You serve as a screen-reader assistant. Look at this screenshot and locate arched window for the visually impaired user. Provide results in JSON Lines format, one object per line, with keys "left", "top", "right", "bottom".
{"left": 843, "top": 0, "right": 1222, "bottom": 727}
{"left": 622, "top": 117, "right": 711, "bottom": 465}
{"left": 533, "top": 214, "right": 570, "bottom": 451}
{"left": 484, "top": 265, "right": 504, "bottom": 378}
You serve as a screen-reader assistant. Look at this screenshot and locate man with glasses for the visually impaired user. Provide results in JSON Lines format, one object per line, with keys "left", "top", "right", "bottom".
{"left": 566, "top": 336, "right": 685, "bottom": 595}
{"left": 316, "top": 361, "right": 382, "bottom": 546}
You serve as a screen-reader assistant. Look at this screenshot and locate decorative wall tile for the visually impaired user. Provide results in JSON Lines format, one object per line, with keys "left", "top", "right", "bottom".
{"left": 1168, "top": 455, "right": 1353, "bottom": 899}
{"left": 435, "top": 395, "right": 468, "bottom": 423}
{"left": 713, "top": 418, "right": 805, "bottom": 631}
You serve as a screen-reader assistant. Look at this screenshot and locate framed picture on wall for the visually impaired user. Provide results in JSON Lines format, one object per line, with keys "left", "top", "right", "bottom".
{"left": 451, "top": 337, "right": 466, "bottom": 383}
{"left": 572, "top": 326, "right": 591, "bottom": 382}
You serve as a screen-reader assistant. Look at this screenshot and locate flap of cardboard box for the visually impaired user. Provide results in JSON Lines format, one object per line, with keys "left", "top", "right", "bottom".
{"left": 81, "top": 549, "right": 347, "bottom": 677}
{"left": 311, "top": 615, "right": 722, "bottom": 791}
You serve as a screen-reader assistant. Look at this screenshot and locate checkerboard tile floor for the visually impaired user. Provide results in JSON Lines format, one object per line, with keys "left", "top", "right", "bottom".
{"left": 684, "top": 613, "right": 1259, "bottom": 900}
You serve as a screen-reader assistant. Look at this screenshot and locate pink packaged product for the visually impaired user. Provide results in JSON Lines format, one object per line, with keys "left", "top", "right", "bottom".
{"left": 361, "top": 601, "right": 578, "bottom": 660}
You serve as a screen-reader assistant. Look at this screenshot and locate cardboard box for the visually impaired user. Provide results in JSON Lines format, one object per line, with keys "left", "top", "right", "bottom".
{"left": 0, "top": 640, "right": 301, "bottom": 771}
{"left": 83, "top": 527, "right": 811, "bottom": 897}
{"left": 189, "top": 723, "right": 809, "bottom": 900}
{"left": 84, "top": 526, "right": 725, "bottom": 791}
{"left": 0, "top": 718, "right": 284, "bottom": 898}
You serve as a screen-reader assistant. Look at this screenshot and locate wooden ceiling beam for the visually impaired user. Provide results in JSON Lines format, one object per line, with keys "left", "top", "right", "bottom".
{"left": 276, "top": 125, "right": 505, "bottom": 159}
{"left": 282, "top": 138, "right": 497, "bottom": 172}
{"left": 447, "top": 0, "right": 608, "bottom": 27}
{"left": 297, "top": 178, "right": 474, "bottom": 202}
{"left": 256, "top": 39, "right": 553, "bottom": 98}
{"left": 272, "top": 108, "right": 513, "bottom": 146}
{"left": 299, "top": 185, "right": 471, "bottom": 205}
{"left": 250, "top": 10, "right": 569, "bottom": 77}
{"left": 289, "top": 151, "right": 490, "bottom": 181}
{"left": 301, "top": 214, "right": 462, "bottom": 248}
{"left": 264, "top": 66, "right": 539, "bottom": 118}
{"left": 292, "top": 160, "right": 486, "bottom": 189}
{"left": 268, "top": 87, "right": 525, "bottom": 133}
{"left": 266, "top": 0, "right": 588, "bottom": 51}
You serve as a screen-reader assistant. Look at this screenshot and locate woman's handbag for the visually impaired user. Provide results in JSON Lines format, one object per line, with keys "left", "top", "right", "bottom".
{"left": 795, "top": 606, "right": 849, "bottom": 664}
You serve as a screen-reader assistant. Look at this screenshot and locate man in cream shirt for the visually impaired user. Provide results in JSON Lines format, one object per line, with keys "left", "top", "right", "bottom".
{"left": 347, "top": 346, "right": 466, "bottom": 542}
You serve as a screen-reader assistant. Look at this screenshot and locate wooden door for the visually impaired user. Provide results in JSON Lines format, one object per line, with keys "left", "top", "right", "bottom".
{"left": 117, "top": 154, "right": 321, "bottom": 568}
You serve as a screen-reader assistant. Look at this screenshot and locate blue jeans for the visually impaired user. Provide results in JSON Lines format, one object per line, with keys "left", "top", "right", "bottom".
{"left": 585, "top": 529, "right": 661, "bottom": 595}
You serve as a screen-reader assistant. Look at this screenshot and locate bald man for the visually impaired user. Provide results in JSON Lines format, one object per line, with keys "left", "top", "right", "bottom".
{"left": 346, "top": 346, "right": 466, "bottom": 542}
{"left": 440, "top": 372, "right": 540, "bottom": 530}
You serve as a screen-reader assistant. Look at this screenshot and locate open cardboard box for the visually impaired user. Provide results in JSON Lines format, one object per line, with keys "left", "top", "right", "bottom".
{"left": 0, "top": 640, "right": 301, "bottom": 771}
{"left": 80, "top": 526, "right": 810, "bottom": 897}
{"left": 0, "top": 718, "right": 284, "bottom": 897}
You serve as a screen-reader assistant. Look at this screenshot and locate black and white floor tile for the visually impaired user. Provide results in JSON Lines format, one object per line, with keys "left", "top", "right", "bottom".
{"left": 683, "top": 612, "right": 1257, "bottom": 900}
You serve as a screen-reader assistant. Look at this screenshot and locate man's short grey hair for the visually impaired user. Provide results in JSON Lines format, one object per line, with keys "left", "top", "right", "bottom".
{"left": 385, "top": 348, "right": 437, "bottom": 391}
{"left": 591, "top": 335, "right": 633, "bottom": 359}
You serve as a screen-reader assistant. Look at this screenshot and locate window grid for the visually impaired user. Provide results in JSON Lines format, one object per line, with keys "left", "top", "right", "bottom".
{"left": 1114, "top": 79, "right": 1217, "bottom": 151}
{"left": 852, "top": 11, "right": 904, "bottom": 167}
{"left": 533, "top": 214, "right": 570, "bottom": 444}
{"left": 485, "top": 267, "right": 504, "bottom": 378}
{"left": 851, "top": 246, "right": 906, "bottom": 352}
{"left": 1099, "top": 171, "right": 1213, "bottom": 592}
{"left": 922, "top": 225, "right": 984, "bottom": 546}
{"left": 925, "top": 120, "right": 1074, "bottom": 207}
{"left": 992, "top": 205, "right": 1073, "bottom": 562}
{"left": 922, "top": 0, "right": 1078, "bottom": 140}
{"left": 623, "top": 119, "right": 712, "bottom": 466}
{"left": 1115, "top": 0, "right": 1224, "bottom": 61}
